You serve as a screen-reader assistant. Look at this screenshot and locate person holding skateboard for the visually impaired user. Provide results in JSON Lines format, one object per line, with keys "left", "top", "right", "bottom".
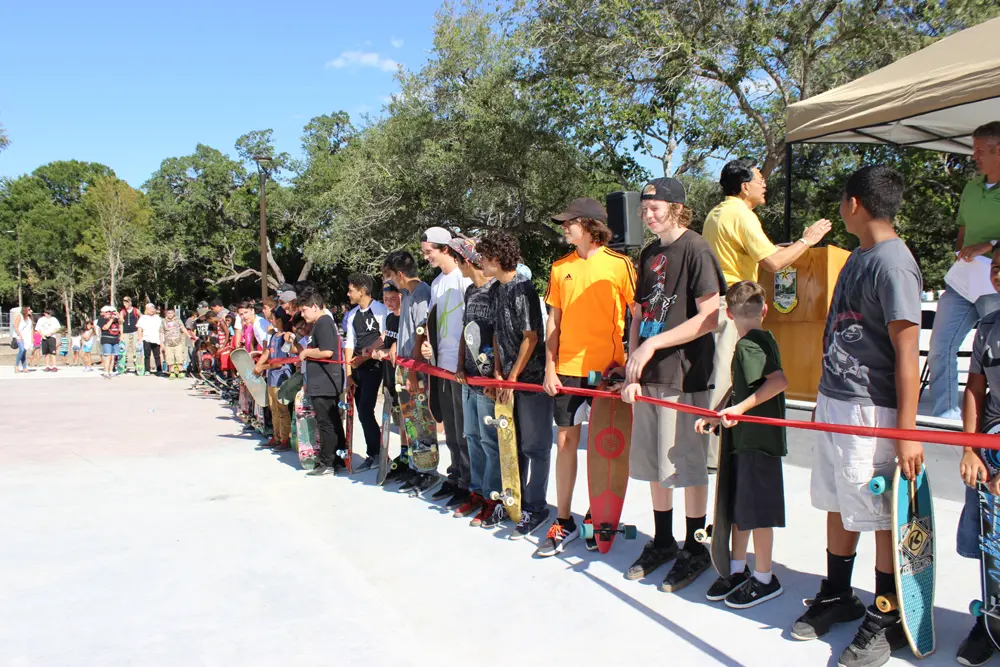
{"left": 536, "top": 197, "right": 636, "bottom": 556}
{"left": 96, "top": 306, "right": 121, "bottom": 379}
{"left": 373, "top": 282, "right": 408, "bottom": 482}
{"left": 344, "top": 273, "right": 389, "bottom": 473}
{"left": 791, "top": 166, "right": 922, "bottom": 667}
{"left": 618, "top": 177, "right": 724, "bottom": 592}
{"left": 256, "top": 309, "right": 295, "bottom": 452}
{"left": 694, "top": 281, "right": 788, "bottom": 608}
{"left": 956, "top": 246, "right": 1000, "bottom": 666}
{"left": 477, "top": 232, "right": 552, "bottom": 537}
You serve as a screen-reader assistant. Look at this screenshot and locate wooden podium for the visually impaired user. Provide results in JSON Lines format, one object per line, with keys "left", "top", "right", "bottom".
{"left": 760, "top": 245, "right": 851, "bottom": 402}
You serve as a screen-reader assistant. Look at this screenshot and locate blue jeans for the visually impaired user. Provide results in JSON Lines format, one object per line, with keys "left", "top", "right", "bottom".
{"left": 958, "top": 484, "right": 980, "bottom": 559}
{"left": 927, "top": 288, "right": 1000, "bottom": 419}
{"left": 15, "top": 341, "right": 27, "bottom": 370}
{"left": 515, "top": 391, "right": 554, "bottom": 513}
{"left": 463, "top": 385, "right": 500, "bottom": 496}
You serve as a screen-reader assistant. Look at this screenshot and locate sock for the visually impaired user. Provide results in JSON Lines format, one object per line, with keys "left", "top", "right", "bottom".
{"left": 875, "top": 569, "right": 896, "bottom": 598}
{"left": 827, "top": 551, "right": 856, "bottom": 593}
{"left": 685, "top": 515, "right": 707, "bottom": 550}
{"left": 557, "top": 516, "right": 577, "bottom": 531}
{"left": 753, "top": 570, "right": 773, "bottom": 585}
{"left": 730, "top": 559, "right": 746, "bottom": 576}
{"left": 654, "top": 509, "right": 674, "bottom": 548}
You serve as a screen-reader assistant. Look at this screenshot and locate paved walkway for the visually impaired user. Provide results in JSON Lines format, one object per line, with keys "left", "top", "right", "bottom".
{"left": 0, "top": 367, "right": 982, "bottom": 666}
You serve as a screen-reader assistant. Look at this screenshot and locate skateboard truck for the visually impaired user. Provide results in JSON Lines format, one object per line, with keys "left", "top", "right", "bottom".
{"left": 483, "top": 415, "right": 511, "bottom": 429}
{"left": 490, "top": 488, "right": 518, "bottom": 508}
{"left": 580, "top": 521, "right": 638, "bottom": 541}
{"left": 587, "top": 369, "right": 625, "bottom": 387}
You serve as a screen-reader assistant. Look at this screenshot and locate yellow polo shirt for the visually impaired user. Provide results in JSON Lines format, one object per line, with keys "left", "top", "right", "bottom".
{"left": 702, "top": 196, "right": 777, "bottom": 286}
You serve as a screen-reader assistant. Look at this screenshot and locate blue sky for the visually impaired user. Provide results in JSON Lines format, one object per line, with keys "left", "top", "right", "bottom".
{"left": 0, "top": 0, "right": 443, "bottom": 187}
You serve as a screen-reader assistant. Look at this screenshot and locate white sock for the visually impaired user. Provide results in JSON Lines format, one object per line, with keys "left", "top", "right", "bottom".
{"left": 753, "top": 570, "right": 772, "bottom": 585}
{"left": 730, "top": 559, "right": 746, "bottom": 576}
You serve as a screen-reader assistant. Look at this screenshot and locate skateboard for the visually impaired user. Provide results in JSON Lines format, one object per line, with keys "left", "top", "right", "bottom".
{"left": 694, "top": 424, "right": 733, "bottom": 575}
{"left": 376, "top": 385, "right": 395, "bottom": 485}
{"left": 231, "top": 349, "right": 267, "bottom": 407}
{"left": 870, "top": 466, "right": 935, "bottom": 658}
{"left": 277, "top": 371, "right": 303, "bottom": 405}
{"left": 395, "top": 365, "right": 439, "bottom": 472}
{"left": 117, "top": 340, "right": 127, "bottom": 374}
{"left": 294, "top": 388, "right": 319, "bottom": 470}
{"left": 580, "top": 370, "right": 637, "bottom": 552}
{"left": 484, "top": 394, "right": 522, "bottom": 524}
{"left": 463, "top": 321, "right": 494, "bottom": 377}
{"left": 417, "top": 305, "right": 443, "bottom": 423}
{"left": 969, "top": 422, "right": 1000, "bottom": 649}
{"left": 336, "top": 383, "right": 355, "bottom": 472}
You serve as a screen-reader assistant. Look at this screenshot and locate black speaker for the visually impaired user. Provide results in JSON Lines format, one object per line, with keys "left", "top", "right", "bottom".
{"left": 606, "top": 191, "right": 643, "bottom": 247}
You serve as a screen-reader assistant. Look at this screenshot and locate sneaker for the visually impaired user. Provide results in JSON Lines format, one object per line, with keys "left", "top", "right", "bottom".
{"left": 534, "top": 521, "right": 579, "bottom": 557}
{"left": 625, "top": 540, "right": 679, "bottom": 581}
{"left": 263, "top": 438, "right": 278, "bottom": 449}
{"left": 836, "top": 604, "right": 906, "bottom": 667}
{"left": 659, "top": 546, "right": 711, "bottom": 592}
{"left": 332, "top": 458, "right": 348, "bottom": 475}
{"left": 454, "top": 492, "right": 484, "bottom": 518}
{"left": 583, "top": 512, "right": 598, "bottom": 551}
{"left": 481, "top": 501, "right": 508, "bottom": 529}
{"left": 470, "top": 499, "right": 494, "bottom": 527}
{"left": 397, "top": 470, "right": 420, "bottom": 493}
{"left": 353, "top": 456, "right": 376, "bottom": 473}
{"left": 790, "top": 579, "right": 867, "bottom": 641}
{"left": 431, "top": 481, "right": 459, "bottom": 502}
{"left": 272, "top": 441, "right": 292, "bottom": 452}
{"left": 958, "top": 617, "right": 996, "bottom": 667}
{"left": 410, "top": 473, "right": 442, "bottom": 498}
{"left": 725, "top": 574, "right": 783, "bottom": 608}
{"left": 445, "top": 488, "right": 470, "bottom": 510}
{"left": 511, "top": 508, "right": 551, "bottom": 540}
{"left": 306, "top": 464, "right": 334, "bottom": 476}
{"left": 706, "top": 567, "right": 751, "bottom": 601}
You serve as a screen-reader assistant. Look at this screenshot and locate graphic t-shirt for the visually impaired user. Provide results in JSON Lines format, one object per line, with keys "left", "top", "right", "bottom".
{"left": 430, "top": 267, "right": 473, "bottom": 373}
{"left": 345, "top": 300, "right": 388, "bottom": 369}
{"left": 971, "top": 310, "right": 1000, "bottom": 429}
{"left": 36, "top": 315, "right": 61, "bottom": 339}
{"left": 97, "top": 316, "right": 121, "bottom": 346}
{"left": 491, "top": 275, "right": 546, "bottom": 384}
{"left": 162, "top": 319, "right": 184, "bottom": 347}
{"left": 635, "top": 231, "right": 726, "bottom": 391}
{"left": 818, "top": 238, "right": 921, "bottom": 408}
{"left": 306, "top": 314, "right": 343, "bottom": 397}
{"left": 462, "top": 279, "right": 495, "bottom": 377}
{"left": 729, "top": 329, "right": 786, "bottom": 456}
{"left": 398, "top": 282, "right": 432, "bottom": 359}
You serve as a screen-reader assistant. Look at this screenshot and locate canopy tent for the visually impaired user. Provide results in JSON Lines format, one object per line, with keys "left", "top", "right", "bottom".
{"left": 785, "top": 16, "right": 1000, "bottom": 155}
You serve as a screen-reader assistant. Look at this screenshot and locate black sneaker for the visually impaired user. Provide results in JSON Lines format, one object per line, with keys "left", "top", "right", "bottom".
{"left": 431, "top": 481, "right": 458, "bottom": 501}
{"left": 659, "top": 545, "right": 711, "bottom": 592}
{"left": 790, "top": 579, "right": 867, "bottom": 640}
{"left": 445, "top": 488, "right": 469, "bottom": 510}
{"left": 705, "top": 567, "right": 751, "bottom": 601}
{"left": 533, "top": 520, "right": 579, "bottom": 557}
{"left": 836, "top": 604, "right": 906, "bottom": 667}
{"left": 511, "top": 508, "right": 551, "bottom": 540}
{"left": 625, "top": 540, "right": 679, "bottom": 581}
{"left": 958, "top": 617, "right": 996, "bottom": 667}
{"left": 583, "top": 512, "right": 598, "bottom": 551}
{"left": 482, "top": 502, "right": 508, "bottom": 529}
{"left": 385, "top": 459, "right": 410, "bottom": 484}
{"left": 306, "top": 464, "right": 334, "bottom": 476}
{"left": 352, "top": 456, "right": 376, "bottom": 473}
{"left": 399, "top": 471, "right": 420, "bottom": 494}
{"left": 409, "top": 473, "right": 442, "bottom": 498}
{"left": 725, "top": 574, "right": 783, "bottom": 609}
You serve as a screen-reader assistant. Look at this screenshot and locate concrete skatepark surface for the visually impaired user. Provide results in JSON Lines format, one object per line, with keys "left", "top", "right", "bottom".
{"left": 0, "top": 366, "right": 981, "bottom": 666}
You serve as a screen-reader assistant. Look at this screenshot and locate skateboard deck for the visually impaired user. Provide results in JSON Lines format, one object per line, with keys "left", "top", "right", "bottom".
{"left": 376, "top": 386, "right": 395, "bottom": 485}
{"left": 418, "top": 305, "right": 443, "bottom": 423}
{"left": 276, "top": 371, "right": 303, "bottom": 405}
{"left": 580, "top": 396, "right": 637, "bottom": 553}
{"left": 294, "top": 389, "right": 319, "bottom": 470}
{"left": 970, "top": 422, "right": 1000, "bottom": 649}
{"left": 117, "top": 340, "right": 127, "bottom": 374}
{"left": 463, "top": 321, "right": 494, "bottom": 377}
{"left": 231, "top": 348, "right": 267, "bottom": 407}
{"left": 695, "top": 426, "right": 734, "bottom": 576}
{"left": 484, "top": 395, "right": 522, "bottom": 524}
{"left": 337, "top": 383, "right": 355, "bottom": 472}
{"left": 395, "top": 365, "right": 438, "bottom": 472}
{"left": 870, "top": 466, "right": 936, "bottom": 658}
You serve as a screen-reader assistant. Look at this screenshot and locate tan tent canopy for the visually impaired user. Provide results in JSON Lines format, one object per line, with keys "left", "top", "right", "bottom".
{"left": 785, "top": 16, "right": 1000, "bottom": 155}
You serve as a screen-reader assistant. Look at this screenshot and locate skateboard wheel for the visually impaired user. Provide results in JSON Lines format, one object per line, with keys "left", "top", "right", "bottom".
{"left": 416, "top": 326, "right": 425, "bottom": 335}
{"left": 869, "top": 476, "right": 887, "bottom": 495}
{"left": 693, "top": 527, "right": 710, "bottom": 543}
{"left": 484, "top": 417, "right": 496, "bottom": 426}
{"left": 971, "top": 600, "right": 985, "bottom": 617}
{"left": 499, "top": 417, "right": 509, "bottom": 428}
{"left": 875, "top": 595, "right": 897, "bottom": 613}
{"left": 504, "top": 495, "right": 515, "bottom": 507}
{"left": 622, "top": 524, "right": 638, "bottom": 540}
{"left": 490, "top": 491, "right": 500, "bottom": 501}
{"left": 580, "top": 523, "right": 594, "bottom": 540}
{"left": 477, "top": 353, "right": 487, "bottom": 363}
{"left": 587, "top": 370, "right": 602, "bottom": 387}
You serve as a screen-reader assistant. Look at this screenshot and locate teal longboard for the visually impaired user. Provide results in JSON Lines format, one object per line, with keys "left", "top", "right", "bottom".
{"left": 870, "top": 466, "right": 935, "bottom": 658}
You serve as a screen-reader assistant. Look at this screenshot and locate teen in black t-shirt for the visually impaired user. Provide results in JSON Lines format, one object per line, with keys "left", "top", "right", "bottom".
{"left": 298, "top": 292, "right": 347, "bottom": 476}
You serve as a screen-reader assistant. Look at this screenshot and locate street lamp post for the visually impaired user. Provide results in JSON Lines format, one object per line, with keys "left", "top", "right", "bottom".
{"left": 252, "top": 155, "right": 273, "bottom": 302}
{"left": 3, "top": 227, "right": 19, "bottom": 308}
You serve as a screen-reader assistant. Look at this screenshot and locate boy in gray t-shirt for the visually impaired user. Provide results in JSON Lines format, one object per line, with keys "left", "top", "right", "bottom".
{"left": 793, "top": 166, "right": 923, "bottom": 667}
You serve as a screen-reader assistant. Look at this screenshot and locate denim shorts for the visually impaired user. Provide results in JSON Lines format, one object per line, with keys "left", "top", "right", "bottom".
{"left": 958, "top": 484, "right": 981, "bottom": 560}
{"left": 102, "top": 343, "right": 116, "bottom": 355}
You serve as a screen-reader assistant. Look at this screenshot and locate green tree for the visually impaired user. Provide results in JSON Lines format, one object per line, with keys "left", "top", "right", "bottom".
{"left": 83, "top": 176, "right": 151, "bottom": 306}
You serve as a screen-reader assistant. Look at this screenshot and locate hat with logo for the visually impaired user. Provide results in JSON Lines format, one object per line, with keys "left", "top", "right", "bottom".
{"left": 448, "top": 237, "right": 481, "bottom": 265}
{"left": 421, "top": 226, "right": 452, "bottom": 245}
{"left": 640, "top": 177, "right": 686, "bottom": 205}
{"left": 382, "top": 281, "right": 400, "bottom": 293}
{"left": 551, "top": 197, "right": 608, "bottom": 224}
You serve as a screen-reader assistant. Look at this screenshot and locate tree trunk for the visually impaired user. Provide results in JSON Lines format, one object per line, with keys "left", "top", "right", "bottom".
{"left": 62, "top": 286, "right": 73, "bottom": 337}
{"left": 109, "top": 246, "right": 116, "bottom": 306}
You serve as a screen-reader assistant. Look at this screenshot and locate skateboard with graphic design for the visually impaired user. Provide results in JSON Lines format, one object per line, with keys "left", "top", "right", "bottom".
{"left": 416, "top": 305, "right": 443, "bottom": 423}
{"left": 395, "top": 365, "right": 438, "bottom": 472}
{"left": 484, "top": 394, "right": 521, "bottom": 524}
{"left": 336, "top": 383, "right": 355, "bottom": 472}
{"left": 969, "top": 421, "right": 1000, "bottom": 650}
{"left": 463, "top": 320, "right": 494, "bottom": 377}
{"left": 294, "top": 388, "right": 319, "bottom": 470}
{"left": 870, "top": 466, "right": 935, "bottom": 658}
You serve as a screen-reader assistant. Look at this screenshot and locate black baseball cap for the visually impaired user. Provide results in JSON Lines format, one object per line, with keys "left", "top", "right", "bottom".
{"left": 382, "top": 281, "right": 400, "bottom": 293}
{"left": 551, "top": 197, "right": 608, "bottom": 224}
{"left": 641, "top": 178, "right": 686, "bottom": 205}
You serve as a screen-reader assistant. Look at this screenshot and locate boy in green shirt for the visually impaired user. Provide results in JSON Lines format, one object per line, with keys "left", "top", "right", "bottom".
{"left": 696, "top": 280, "right": 789, "bottom": 608}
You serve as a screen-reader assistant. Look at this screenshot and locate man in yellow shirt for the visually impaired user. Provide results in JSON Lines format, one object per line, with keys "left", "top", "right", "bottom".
{"left": 535, "top": 197, "right": 637, "bottom": 557}
{"left": 702, "top": 160, "right": 831, "bottom": 465}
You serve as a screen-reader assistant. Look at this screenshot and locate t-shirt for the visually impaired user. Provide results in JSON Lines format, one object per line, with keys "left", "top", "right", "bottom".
{"left": 492, "top": 275, "right": 546, "bottom": 384}
{"left": 72, "top": 336, "right": 81, "bottom": 349}
{"left": 545, "top": 246, "right": 636, "bottom": 377}
{"left": 35, "top": 315, "right": 60, "bottom": 339}
{"left": 462, "top": 279, "right": 496, "bottom": 377}
{"left": 818, "top": 238, "right": 922, "bottom": 408}
{"left": 398, "top": 281, "right": 432, "bottom": 359}
{"left": 137, "top": 314, "right": 162, "bottom": 344}
{"left": 97, "top": 316, "right": 121, "bottom": 345}
{"left": 120, "top": 307, "right": 141, "bottom": 334}
{"left": 958, "top": 175, "right": 1000, "bottom": 249}
{"left": 970, "top": 310, "right": 1000, "bottom": 429}
{"left": 306, "top": 314, "right": 343, "bottom": 397}
{"left": 345, "top": 300, "right": 388, "bottom": 369}
{"left": 702, "top": 196, "right": 777, "bottom": 286}
{"left": 729, "top": 329, "right": 787, "bottom": 456}
{"left": 266, "top": 331, "right": 294, "bottom": 387}
{"left": 162, "top": 319, "right": 184, "bottom": 347}
{"left": 635, "top": 231, "right": 726, "bottom": 391}
{"left": 430, "top": 267, "right": 473, "bottom": 373}
{"left": 382, "top": 312, "right": 399, "bottom": 351}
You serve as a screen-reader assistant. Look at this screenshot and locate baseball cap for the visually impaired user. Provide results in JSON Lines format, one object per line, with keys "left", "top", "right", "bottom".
{"left": 641, "top": 177, "right": 686, "bottom": 205}
{"left": 448, "top": 237, "right": 481, "bottom": 265}
{"left": 197, "top": 306, "right": 210, "bottom": 317}
{"left": 382, "top": 281, "right": 399, "bottom": 293}
{"left": 421, "top": 226, "right": 452, "bottom": 245}
{"left": 100, "top": 305, "right": 114, "bottom": 313}
{"left": 551, "top": 197, "right": 608, "bottom": 224}
{"left": 278, "top": 290, "right": 296, "bottom": 303}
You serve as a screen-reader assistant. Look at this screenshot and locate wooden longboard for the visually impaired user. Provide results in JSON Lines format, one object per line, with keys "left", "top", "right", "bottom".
{"left": 231, "top": 349, "right": 267, "bottom": 407}
{"left": 696, "top": 429, "right": 733, "bottom": 576}
{"left": 485, "top": 395, "right": 521, "bottom": 524}
{"left": 584, "top": 397, "right": 636, "bottom": 553}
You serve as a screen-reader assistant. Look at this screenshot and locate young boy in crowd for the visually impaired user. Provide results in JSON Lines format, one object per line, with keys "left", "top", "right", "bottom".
{"left": 695, "top": 281, "right": 788, "bottom": 608}
{"left": 161, "top": 307, "right": 188, "bottom": 378}
{"left": 343, "top": 273, "right": 388, "bottom": 473}
{"left": 256, "top": 310, "right": 295, "bottom": 452}
{"left": 956, "top": 247, "right": 1000, "bottom": 667}
{"left": 477, "top": 231, "right": 553, "bottom": 538}
{"left": 792, "top": 165, "right": 922, "bottom": 667}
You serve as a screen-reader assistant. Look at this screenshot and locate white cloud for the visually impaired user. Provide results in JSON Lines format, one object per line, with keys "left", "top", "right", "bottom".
{"left": 390, "top": 37, "right": 404, "bottom": 49}
{"left": 325, "top": 51, "right": 399, "bottom": 72}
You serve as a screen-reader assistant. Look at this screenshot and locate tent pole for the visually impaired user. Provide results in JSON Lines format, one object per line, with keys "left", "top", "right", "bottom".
{"left": 783, "top": 143, "right": 793, "bottom": 243}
